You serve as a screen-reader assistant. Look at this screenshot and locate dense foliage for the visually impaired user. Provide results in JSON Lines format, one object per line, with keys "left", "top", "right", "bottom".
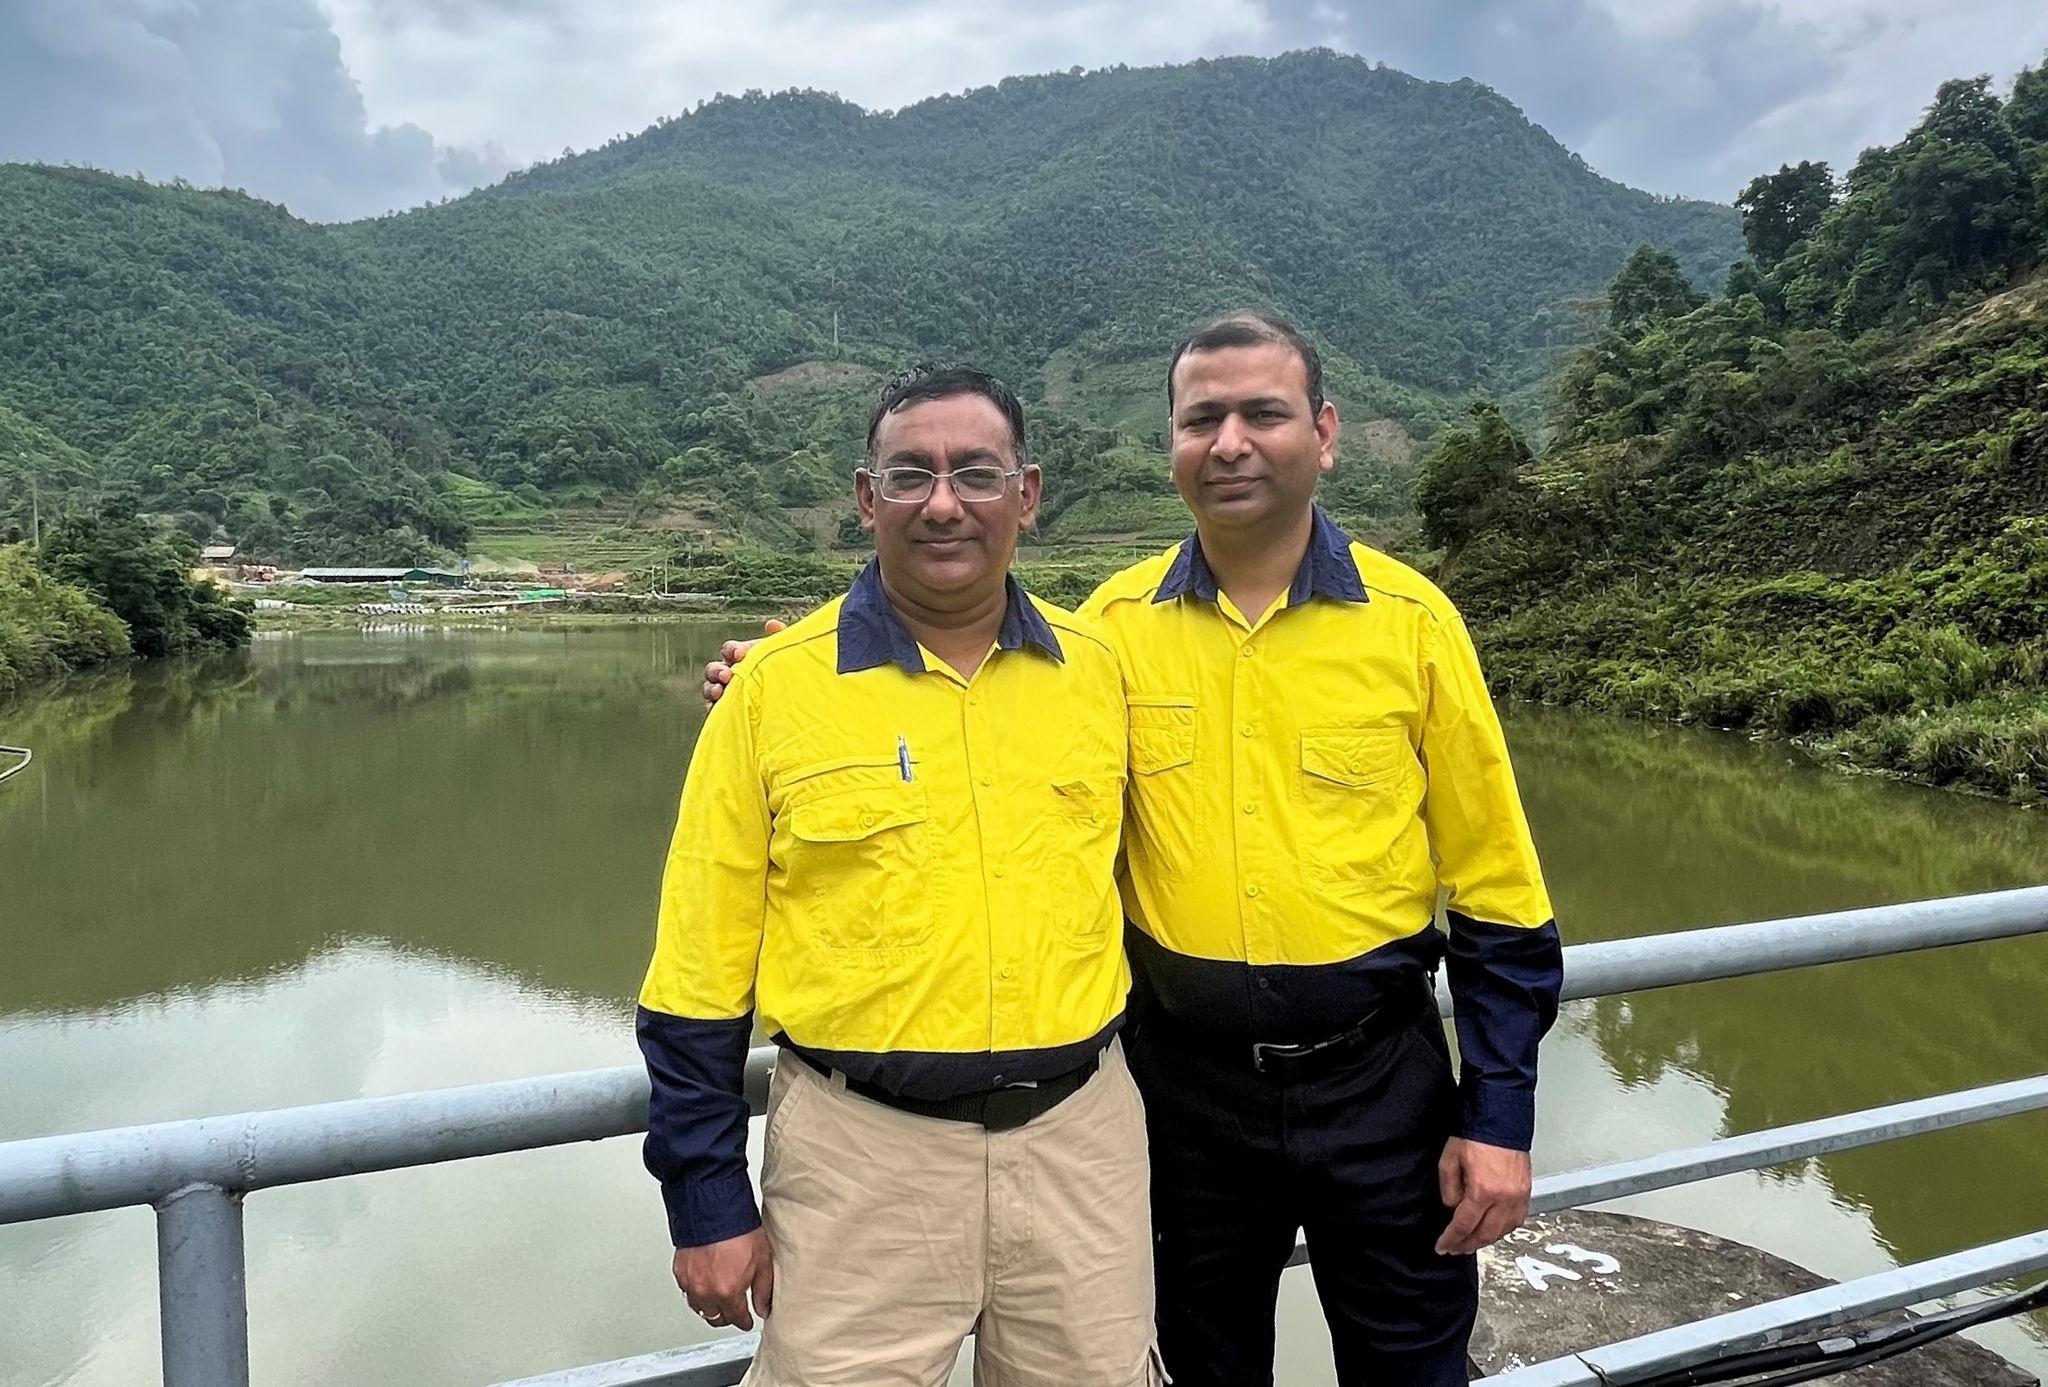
{"left": 0, "top": 50, "right": 1737, "bottom": 567}
{"left": 43, "top": 500, "right": 251, "bottom": 660}
{"left": 1426, "top": 59, "right": 2048, "bottom": 801}
{"left": 0, "top": 543, "right": 130, "bottom": 699}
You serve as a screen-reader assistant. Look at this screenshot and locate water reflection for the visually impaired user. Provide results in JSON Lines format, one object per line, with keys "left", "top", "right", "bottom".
{"left": 1506, "top": 707, "right": 2048, "bottom": 1276}
{"left": 0, "top": 944, "right": 720, "bottom": 1387}
{"left": 1, "top": 636, "right": 2044, "bottom": 1383}
{"left": 3, "top": 627, "right": 718, "bottom": 1014}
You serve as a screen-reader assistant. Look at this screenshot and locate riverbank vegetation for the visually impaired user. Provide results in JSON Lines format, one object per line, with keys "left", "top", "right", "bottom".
{"left": 0, "top": 501, "right": 253, "bottom": 701}
{"left": 0, "top": 545, "right": 128, "bottom": 699}
{"left": 1425, "top": 61, "right": 2048, "bottom": 802}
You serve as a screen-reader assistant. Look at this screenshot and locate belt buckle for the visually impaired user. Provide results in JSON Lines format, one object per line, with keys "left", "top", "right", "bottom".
{"left": 1250, "top": 1040, "right": 1308, "bottom": 1073}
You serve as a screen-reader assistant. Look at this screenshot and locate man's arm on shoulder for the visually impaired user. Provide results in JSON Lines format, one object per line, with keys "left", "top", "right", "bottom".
{"left": 639, "top": 675, "right": 776, "bottom": 1321}
{"left": 701, "top": 618, "right": 786, "bottom": 707}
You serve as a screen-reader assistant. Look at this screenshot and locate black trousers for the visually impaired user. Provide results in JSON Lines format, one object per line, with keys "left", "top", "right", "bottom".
{"left": 1126, "top": 1011, "right": 1477, "bottom": 1387}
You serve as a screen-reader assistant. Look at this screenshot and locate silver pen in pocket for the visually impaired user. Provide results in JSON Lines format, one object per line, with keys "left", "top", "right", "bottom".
{"left": 897, "top": 735, "right": 914, "bottom": 782}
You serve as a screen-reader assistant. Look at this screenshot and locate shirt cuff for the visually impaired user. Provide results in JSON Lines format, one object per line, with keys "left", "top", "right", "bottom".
{"left": 661, "top": 1169, "right": 762, "bottom": 1249}
{"left": 1459, "top": 1079, "right": 1535, "bottom": 1152}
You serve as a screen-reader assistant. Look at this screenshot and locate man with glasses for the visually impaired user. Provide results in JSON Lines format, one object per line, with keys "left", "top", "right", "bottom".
{"left": 639, "top": 365, "right": 1159, "bottom": 1387}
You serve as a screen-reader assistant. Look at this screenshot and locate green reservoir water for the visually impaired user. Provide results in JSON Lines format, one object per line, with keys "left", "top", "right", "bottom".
{"left": 3, "top": 625, "right": 2046, "bottom": 1385}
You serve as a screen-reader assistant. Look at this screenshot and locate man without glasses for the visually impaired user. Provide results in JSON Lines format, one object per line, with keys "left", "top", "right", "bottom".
{"left": 639, "top": 366, "right": 1159, "bottom": 1387}
{"left": 705, "top": 316, "right": 1561, "bottom": 1385}
{"left": 1086, "top": 312, "right": 1560, "bottom": 1386}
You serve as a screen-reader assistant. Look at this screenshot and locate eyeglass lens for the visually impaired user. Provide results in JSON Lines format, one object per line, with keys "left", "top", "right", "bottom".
{"left": 876, "top": 467, "right": 1011, "bottom": 502}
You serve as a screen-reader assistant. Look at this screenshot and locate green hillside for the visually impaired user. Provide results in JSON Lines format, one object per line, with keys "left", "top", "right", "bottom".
{"left": 0, "top": 50, "right": 1739, "bottom": 566}
{"left": 1429, "top": 67, "right": 2048, "bottom": 801}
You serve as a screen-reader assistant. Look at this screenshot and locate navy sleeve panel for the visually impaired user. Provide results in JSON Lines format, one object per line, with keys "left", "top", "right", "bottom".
{"left": 1443, "top": 913, "right": 1563, "bottom": 1151}
{"left": 636, "top": 1006, "right": 760, "bottom": 1248}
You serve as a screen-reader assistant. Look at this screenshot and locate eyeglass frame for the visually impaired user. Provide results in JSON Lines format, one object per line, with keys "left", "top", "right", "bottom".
{"left": 856, "top": 464, "right": 1026, "bottom": 504}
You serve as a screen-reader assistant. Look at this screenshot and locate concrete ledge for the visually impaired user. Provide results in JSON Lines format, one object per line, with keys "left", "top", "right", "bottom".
{"left": 1471, "top": 1210, "right": 2039, "bottom": 1385}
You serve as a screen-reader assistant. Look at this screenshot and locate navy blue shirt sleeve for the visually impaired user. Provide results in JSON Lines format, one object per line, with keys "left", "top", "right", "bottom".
{"left": 636, "top": 1006, "right": 759, "bottom": 1248}
{"left": 1443, "top": 913, "right": 1563, "bottom": 1150}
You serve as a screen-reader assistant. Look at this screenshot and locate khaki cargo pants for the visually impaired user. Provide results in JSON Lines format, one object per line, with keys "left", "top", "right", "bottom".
{"left": 742, "top": 1038, "right": 1164, "bottom": 1387}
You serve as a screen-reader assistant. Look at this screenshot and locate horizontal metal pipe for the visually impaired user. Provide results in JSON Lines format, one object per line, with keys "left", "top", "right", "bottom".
{"left": 0, "top": 1052, "right": 772, "bottom": 1225}
{"left": 1282, "top": 1069, "right": 2048, "bottom": 1269}
{"left": 491, "top": 1336, "right": 756, "bottom": 1387}
{"left": 1529, "top": 1070, "right": 2048, "bottom": 1213}
{"left": 1478, "top": 1227, "right": 2048, "bottom": 1385}
{"left": 1548, "top": 883, "right": 2048, "bottom": 1008}
{"left": 1429, "top": 884, "right": 2048, "bottom": 1015}
{"left": 4, "top": 886, "right": 2046, "bottom": 1225}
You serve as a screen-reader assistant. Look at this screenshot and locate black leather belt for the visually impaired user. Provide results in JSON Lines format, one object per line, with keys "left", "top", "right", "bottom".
{"left": 1151, "top": 984, "right": 1434, "bottom": 1079}
{"left": 794, "top": 1052, "right": 1101, "bottom": 1131}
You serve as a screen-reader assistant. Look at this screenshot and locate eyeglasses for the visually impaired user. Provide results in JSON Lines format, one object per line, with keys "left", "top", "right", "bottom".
{"left": 859, "top": 465, "right": 1020, "bottom": 504}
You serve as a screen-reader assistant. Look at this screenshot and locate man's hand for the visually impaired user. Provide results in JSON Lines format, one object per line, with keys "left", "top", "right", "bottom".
{"left": 672, "top": 1228, "right": 774, "bottom": 1331}
{"left": 1436, "top": 1137, "right": 1531, "bottom": 1255}
{"left": 701, "top": 619, "right": 785, "bottom": 707}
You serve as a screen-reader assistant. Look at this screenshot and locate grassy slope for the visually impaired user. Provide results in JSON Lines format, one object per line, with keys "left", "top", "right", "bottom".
{"left": 1453, "top": 276, "right": 2048, "bottom": 802}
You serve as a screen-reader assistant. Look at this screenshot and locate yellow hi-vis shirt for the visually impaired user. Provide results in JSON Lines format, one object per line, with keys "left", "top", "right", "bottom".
{"left": 637, "top": 562, "right": 1130, "bottom": 1247}
{"left": 1081, "top": 506, "right": 1561, "bottom": 1150}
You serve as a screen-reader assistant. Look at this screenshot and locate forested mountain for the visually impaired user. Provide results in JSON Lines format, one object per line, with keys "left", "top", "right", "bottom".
{"left": 0, "top": 49, "right": 1739, "bottom": 564}
{"left": 1424, "top": 65, "right": 2048, "bottom": 801}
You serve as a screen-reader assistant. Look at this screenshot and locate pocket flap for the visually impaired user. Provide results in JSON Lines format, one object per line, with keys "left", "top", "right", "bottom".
{"left": 1300, "top": 728, "right": 1410, "bottom": 788}
{"left": 1052, "top": 779, "right": 1111, "bottom": 823}
{"left": 789, "top": 793, "right": 926, "bottom": 842}
{"left": 1129, "top": 698, "right": 1197, "bottom": 774}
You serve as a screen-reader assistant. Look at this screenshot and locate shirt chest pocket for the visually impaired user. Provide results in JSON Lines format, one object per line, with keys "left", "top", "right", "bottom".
{"left": 780, "top": 763, "right": 932, "bottom": 953}
{"left": 1295, "top": 727, "right": 1425, "bottom": 888}
{"left": 1125, "top": 697, "right": 1201, "bottom": 880}
{"left": 1046, "top": 778, "right": 1120, "bottom": 937}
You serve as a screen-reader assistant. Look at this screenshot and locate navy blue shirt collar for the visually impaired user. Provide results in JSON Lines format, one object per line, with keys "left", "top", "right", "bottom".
{"left": 837, "top": 559, "right": 1064, "bottom": 675}
{"left": 1153, "top": 506, "right": 1369, "bottom": 607}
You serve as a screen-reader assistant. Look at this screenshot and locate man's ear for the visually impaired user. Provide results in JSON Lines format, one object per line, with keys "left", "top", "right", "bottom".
{"left": 854, "top": 468, "right": 878, "bottom": 530}
{"left": 1315, "top": 402, "right": 1340, "bottom": 475}
{"left": 1017, "top": 464, "right": 1043, "bottom": 531}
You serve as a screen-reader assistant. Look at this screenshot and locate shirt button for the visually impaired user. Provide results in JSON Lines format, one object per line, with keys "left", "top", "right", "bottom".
{"left": 1001, "top": 967, "right": 1013, "bottom": 980}
{"left": 861, "top": 813, "right": 876, "bottom": 827}
{"left": 1242, "top": 803, "right": 1257, "bottom": 815}
{"left": 1245, "top": 884, "right": 1260, "bottom": 898}
{"left": 1241, "top": 724, "right": 1256, "bottom": 738}
{"left": 1256, "top": 978, "right": 1272, "bottom": 991}
{"left": 1242, "top": 645, "right": 1256, "bottom": 658}
{"left": 994, "top": 867, "right": 1007, "bottom": 879}
{"left": 978, "top": 776, "right": 993, "bottom": 788}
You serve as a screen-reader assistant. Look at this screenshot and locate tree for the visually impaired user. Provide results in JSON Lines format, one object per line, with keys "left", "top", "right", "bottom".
{"left": 43, "top": 498, "right": 250, "bottom": 659}
{"left": 1736, "top": 162, "right": 1834, "bottom": 267}
{"left": 1606, "top": 246, "right": 1706, "bottom": 341}
{"left": 2007, "top": 56, "right": 2048, "bottom": 144}
{"left": 1414, "top": 401, "right": 1529, "bottom": 551}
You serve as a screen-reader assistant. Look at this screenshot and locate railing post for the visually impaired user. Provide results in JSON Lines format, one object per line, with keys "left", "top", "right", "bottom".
{"left": 156, "top": 1182, "right": 250, "bottom": 1387}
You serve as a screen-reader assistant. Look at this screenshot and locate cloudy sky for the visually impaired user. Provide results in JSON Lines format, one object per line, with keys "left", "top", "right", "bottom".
{"left": 3, "top": 0, "right": 2045, "bottom": 223}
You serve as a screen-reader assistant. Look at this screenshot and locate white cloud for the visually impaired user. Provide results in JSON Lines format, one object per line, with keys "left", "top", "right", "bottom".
{"left": 1265, "top": 0, "right": 2048, "bottom": 198}
{"left": 0, "top": 0, "right": 515, "bottom": 221}
{"left": 318, "top": 0, "right": 1272, "bottom": 165}
{"left": 6, "top": 0, "right": 2046, "bottom": 218}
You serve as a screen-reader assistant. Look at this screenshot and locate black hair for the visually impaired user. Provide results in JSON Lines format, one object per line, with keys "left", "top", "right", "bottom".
{"left": 865, "top": 364, "right": 1028, "bottom": 463}
{"left": 1165, "top": 311, "right": 1326, "bottom": 418}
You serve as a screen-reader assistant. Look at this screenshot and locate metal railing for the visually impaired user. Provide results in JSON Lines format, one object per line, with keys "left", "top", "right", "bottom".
{"left": 4, "top": 885, "right": 2047, "bottom": 1387}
